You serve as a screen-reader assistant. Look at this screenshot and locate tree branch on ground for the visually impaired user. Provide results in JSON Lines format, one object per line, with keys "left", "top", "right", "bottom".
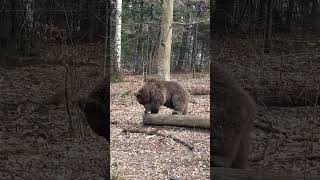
{"left": 122, "top": 127, "right": 194, "bottom": 150}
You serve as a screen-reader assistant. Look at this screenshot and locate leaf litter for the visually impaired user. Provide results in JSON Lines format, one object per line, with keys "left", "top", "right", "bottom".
{"left": 110, "top": 74, "right": 210, "bottom": 180}
{"left": 0, "top": 64, "right": 108, "bottom": 180}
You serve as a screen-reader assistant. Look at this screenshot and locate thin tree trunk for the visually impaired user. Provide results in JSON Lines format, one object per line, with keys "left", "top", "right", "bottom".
{"left": 286, "top": 0, "right": 294, "bottom": 32}
{"left": 151, "top": 41, "right": 157, "bottom": 73}
{"left": 23, "top": 0, "right": 34, "bottom": 56}
{"left": 212, "top": 0, "right": 235, "bottom": 33}
{"left": 199, "top": 43, "right": 205, "bottom": 72}
{"left": 135, "top": 0, "right": 144, "bottom": 73}
{"left": 115, "top": 0, "right": 122, "bottom": 72}
{"left": 175, "top": 26, "right": 188, "bottom": 72}
{"left": 104, "top": 0, "right": 111, "bottom": 77}
{"left": 191, "top": 24, "right": 198, "bottom": 77}
{"left": 259, "top": 0, "right": 266, "bottom": 25}
{"left": 311, "top": 0, "right": 320, "bottom": 33}
{"left": 147, "top": 4, "right": 154, "bottom": 75}
{"left": 264, "top": 0, "right": 272, "bottom": 53}
{"left": 88, "top": 2, "right": 94, "bottom": 42}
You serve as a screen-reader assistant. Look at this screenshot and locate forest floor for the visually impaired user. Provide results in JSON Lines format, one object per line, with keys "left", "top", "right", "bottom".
{"left": 1, "top": 31, "right": 319, "bottom": 180}
{"left": 213, "top": 31, "right": 320, "bottom": 176}
{"left": 0, "top": 44, "right": 108, "bottom": 179}
{"left": 110, "top": 74, "right": 210, "bottom": 180}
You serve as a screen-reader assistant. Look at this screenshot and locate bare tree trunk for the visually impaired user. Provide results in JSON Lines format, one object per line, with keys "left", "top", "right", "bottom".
{"left": 151, "top": 41, "right": 157, "bottom": 73}
{"left": 23, "top": 0, "right": 34, "bottom": 56}
{"left": 88, "top": 2, "right": 95, "bottom": 42}
{"left": 259, "top": 0, "right": 266, "bottom": 25}
{"left": 233, "top": 0, "right": 239, "bottom": 19}
{"left": 264, "top": 0, "right": 272, "bottom": 53}
{"left": 285, "top": 0, "right": 294, "bottom": 32}
{"left": 0, "top": 0, "right": 18, "bottom": 58}
{"left": 147, "top": 4, "right": 154, "bottom": 75}
{"left": 199, "top": 42, "right": 205, "bottom": 72}
{"left": 311, "top": 0, "right": 320, "bottom": 33}
{"left": 175, "top": 26, "right": 188, "bottom": 72}
{"left": 115, "top": 0, "right": 122, "bottom": 73}
{"left": 157, "top": 0, "right": 174, "bottom": 81}
{"left": 104, "top": 0, "right": 111, "bottom": 77}
{"left": 186, "top": 26, "right": 192, "bottom": 71}
{"left": 191, "top": 24, "right": 198, "bottom": 78}
{"left": 135, "top": 0, "right": 144, "bottom": 73}
{"left": 212, "top": 0, "right": 235, "bottom": 33}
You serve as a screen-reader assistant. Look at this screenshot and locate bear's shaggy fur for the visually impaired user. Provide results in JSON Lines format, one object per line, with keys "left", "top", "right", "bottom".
{"left": 211, "top": 64, "right": 256, "bottom": 169}
{"left": 136, "top": 78, "right": 190, "bottom": 115}
{"left": 78, "top": 77, "right": 108, "bottom": 141}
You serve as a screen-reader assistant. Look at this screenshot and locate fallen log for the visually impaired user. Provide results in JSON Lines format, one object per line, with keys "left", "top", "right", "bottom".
{"left": 142, "top": 114, "right": 210, "bottom": 129}
{"left": 212, "top": 167, "right": 319, "bottom": 180}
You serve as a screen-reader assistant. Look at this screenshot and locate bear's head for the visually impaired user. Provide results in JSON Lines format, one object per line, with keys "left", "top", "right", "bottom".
{"left": 135, "top": 88, "right": 150, "bottom": 105}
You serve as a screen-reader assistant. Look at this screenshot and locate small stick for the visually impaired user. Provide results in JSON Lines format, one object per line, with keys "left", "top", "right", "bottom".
{"left": 122, "top": 128, "right": 194, "bottom": 150}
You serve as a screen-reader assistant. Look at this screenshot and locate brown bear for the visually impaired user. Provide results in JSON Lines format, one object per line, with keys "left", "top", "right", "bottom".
{"left": 135, "top": 78, "right": 190, "bottom": 115}
{"left": 78, "top": 76, "right": 109, "bottom": 142}
{"left": 211, "top": 63, "right": 256, "bottom": 169}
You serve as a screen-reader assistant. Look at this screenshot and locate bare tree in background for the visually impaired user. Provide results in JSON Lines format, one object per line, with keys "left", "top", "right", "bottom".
{"left": 264, "top": 0, "right": 273, "bottom": 53}
{"left": 104, "top": 0, "right": 111, "bottom": 77}
{"left": 23, "top": 0, "right": 34, "bottom": 55}
{"left": 115, "top": 0, "right": 122, "bottom": 73}
{"left": 212, "top": 0, "right": 235, "bottom": 33}
{"left": 311, "top": 0, "right": 320, "bottom": 33}
{"left": 157, "top": 0, "right": 174, "bottom": 81}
